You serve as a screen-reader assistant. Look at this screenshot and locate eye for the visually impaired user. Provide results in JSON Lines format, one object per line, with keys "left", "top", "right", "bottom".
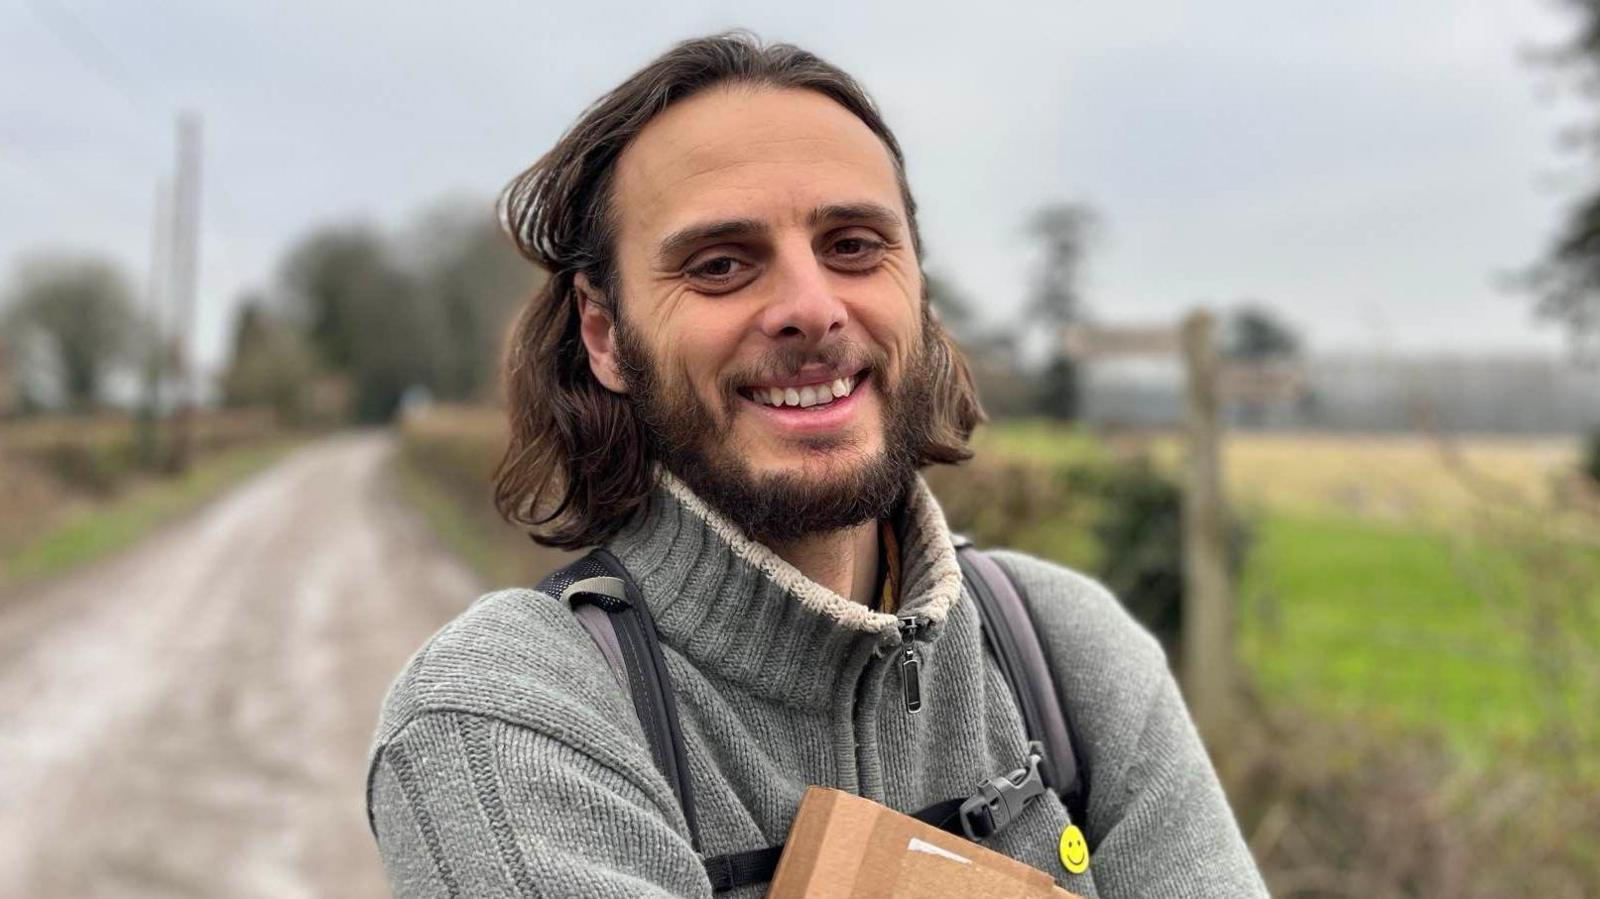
{"left": 692, "top": 257, "right": 740, "bottom": 278}
{"left": 684, "top": 252, "right": 758, "bottom": 293}
{"left": 824, "top": 231, "right": 887, "bottom": 272}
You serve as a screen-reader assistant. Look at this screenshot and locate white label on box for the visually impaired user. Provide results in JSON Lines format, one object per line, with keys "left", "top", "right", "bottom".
{"left": 907, "top": 838, "right": 971, "bottom": 865}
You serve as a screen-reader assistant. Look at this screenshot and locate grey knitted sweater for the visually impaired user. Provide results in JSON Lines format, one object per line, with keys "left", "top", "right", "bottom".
{"left": 367, "top": 474, "right": 1268, "bottom": 898}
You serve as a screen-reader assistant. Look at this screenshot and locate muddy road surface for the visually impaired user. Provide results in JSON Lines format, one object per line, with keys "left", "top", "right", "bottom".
{"left": 0, "top": 434, "right": 507, "bottom": 898}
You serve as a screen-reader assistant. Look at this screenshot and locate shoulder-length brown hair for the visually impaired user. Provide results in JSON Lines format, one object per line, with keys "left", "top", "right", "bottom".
{"left": 494, "top": 31, "right": 984, "bottom": 549}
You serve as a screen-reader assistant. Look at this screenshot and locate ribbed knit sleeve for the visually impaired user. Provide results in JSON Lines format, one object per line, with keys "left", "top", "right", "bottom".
{"left": 990, "top": 551, "right": 1270, "bottom": 899}
{"left": 370, "top": 711, "right": 713, "bottom": 899}
{"left": 1087, "top": 652, "right": 1270, "bottom": 897}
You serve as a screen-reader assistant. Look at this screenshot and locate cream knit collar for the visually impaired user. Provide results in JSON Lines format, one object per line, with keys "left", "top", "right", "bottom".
{"left": 603, "top": 470, "right": 967, "bottom": 707}
{"left": 655, "top": 471, "right": 964, "bottom": 633}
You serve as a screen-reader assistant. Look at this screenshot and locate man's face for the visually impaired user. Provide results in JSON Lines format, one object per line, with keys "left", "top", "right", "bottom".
{"left": 583, "top": 86, "right": 928, "bottom": 540}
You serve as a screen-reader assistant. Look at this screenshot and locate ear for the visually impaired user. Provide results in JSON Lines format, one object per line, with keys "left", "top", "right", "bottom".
{"left": 575, "top": 273, "right": 628, "bottom": 394}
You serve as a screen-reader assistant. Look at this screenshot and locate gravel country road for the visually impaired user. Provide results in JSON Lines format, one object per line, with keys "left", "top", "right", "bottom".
{"left": 0, "top": 433, "right": 500, "bottom": 898}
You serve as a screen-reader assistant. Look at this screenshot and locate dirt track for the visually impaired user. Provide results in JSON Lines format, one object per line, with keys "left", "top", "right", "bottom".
{"left": 0, "top": 434, "right": 489, "bottom": 898}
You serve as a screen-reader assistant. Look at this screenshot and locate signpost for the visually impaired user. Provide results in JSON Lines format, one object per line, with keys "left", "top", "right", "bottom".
{"left": 1059, "top": 313, "right": 1302, "bottom": 736}
{"left": 1178, "top": 312, "right": 1232, "bottom": 737}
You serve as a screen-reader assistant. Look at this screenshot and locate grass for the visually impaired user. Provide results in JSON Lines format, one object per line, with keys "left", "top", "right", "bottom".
{"left": 394, "top": 451, "right": 518, "bottom": 586}
{"left": 972, "top": 418, "right": 1109, "bottom": 468}
{"left": 1240, "top": 510, "right": 1548, "bottom": 749}
{"left": 392, "top": 413, "right": 572, "bottom": 587}
{"left": 982, "top": 420, "right": 1600, "bottom": 759}
{"left": 986, "top": 423, "right": 1580, "bottom": 522}
{"left": 1212, "top": 432, "right": 1578, "bottom": 528}
{"left": 0, "top": 440, "right": 298, "bottom": 590}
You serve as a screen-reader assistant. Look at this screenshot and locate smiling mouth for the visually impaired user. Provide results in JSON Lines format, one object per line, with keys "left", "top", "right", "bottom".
{"left": 738, "top": 370, "right": 867, "bottom": 409}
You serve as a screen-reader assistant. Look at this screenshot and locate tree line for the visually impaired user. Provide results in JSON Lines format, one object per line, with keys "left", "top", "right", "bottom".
{"left": 2, "top": 192, "right": 1315, "bottom": 425}
{"left": 0, "top": 198, "right": 540, "bottom": 424}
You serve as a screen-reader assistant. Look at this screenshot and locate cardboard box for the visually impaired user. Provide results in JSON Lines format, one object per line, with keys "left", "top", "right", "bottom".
{"left": 766, "top": 786, "right": 1084, "bottom": 899}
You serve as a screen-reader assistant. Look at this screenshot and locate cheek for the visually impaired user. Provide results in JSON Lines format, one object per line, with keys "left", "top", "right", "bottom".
{"left": 629, "top": 276, "right": 744, "bottom": 397}
{"left": 857, "top": 300, "right": 922, "bottom": 379}
{"left": 674, "top": 308, "right": 749, "bottom": 400}
{"left": 860, "top": 261, "right": 923, "bottom": 369}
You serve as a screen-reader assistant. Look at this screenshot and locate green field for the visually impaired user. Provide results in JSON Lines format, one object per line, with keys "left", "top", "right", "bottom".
{"left": 1242, "top": 511, "right": 1572, "bottom": 748}
{"left": 982, "top": 422, "right": 1600, "bottom": 761}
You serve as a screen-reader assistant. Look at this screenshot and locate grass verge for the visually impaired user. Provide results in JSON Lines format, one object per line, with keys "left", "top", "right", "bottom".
{"left": 0, "top": 439, "right": 299, "bottom": 590}
{"left": 394, "top": 451, "right": 521, "bottom": 586}
{"left": 392, "top": 422, "right": 572, "bottom": 587}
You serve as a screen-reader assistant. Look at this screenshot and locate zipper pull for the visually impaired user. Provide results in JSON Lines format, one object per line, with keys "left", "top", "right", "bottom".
{"left": 897, "top": 615, "right": 924, "bottom": 714}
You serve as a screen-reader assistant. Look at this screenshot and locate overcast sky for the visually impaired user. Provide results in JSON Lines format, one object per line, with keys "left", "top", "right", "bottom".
{"left": 0, "top": 0, "right": 1587, "bottom": 370}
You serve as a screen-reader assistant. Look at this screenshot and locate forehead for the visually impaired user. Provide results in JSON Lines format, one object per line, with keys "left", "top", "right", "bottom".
{"left": 612, "top": 85, "right": 905, "bottom": 248}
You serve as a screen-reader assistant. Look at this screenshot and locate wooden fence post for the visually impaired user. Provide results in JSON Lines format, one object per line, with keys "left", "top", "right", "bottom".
{"left": 1180, "top": 309, "right": 1234, "bottom": 737}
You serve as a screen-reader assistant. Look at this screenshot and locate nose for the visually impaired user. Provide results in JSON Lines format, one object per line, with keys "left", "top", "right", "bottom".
{"left": 756, "top": 244, "right": 847, "bottom": 345}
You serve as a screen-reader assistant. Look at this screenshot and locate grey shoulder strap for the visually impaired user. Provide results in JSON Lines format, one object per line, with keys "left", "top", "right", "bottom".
{"left": 955, "top": 541, "right": 1086, "bottom": 823}
{"left": 536, "top": 550, "right": 704, "bottom": 853}
{"left": 562, "top": 577, "right": 632, "bottom": 697}
{"left": 542, "top": 551, "right": 777, "bottom": 892}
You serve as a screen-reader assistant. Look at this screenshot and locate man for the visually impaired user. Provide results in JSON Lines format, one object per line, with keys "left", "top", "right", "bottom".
{"left": 367, "top": 33, "right": 1268, "bottom": 898}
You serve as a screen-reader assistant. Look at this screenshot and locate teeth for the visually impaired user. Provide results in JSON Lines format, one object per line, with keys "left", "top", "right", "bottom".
{"left": 749, "top": 374, "right": 860, "bottom": 407}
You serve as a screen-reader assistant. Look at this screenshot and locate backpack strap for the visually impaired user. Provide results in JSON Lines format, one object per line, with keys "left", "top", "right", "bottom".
{"left": 537, "top": 549, "right": 705, "bottom": 855}
{"left": 539, "top": 540, "right": 1087, "bottom": 893}
{"left": 540, "top": 552, "right": 776, "bottom": 892}
{"left": 954, "top": 540, "right": 1089, "bottom": 826}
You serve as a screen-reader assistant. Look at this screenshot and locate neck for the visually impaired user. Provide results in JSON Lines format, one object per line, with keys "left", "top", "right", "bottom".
{"left": 769, "top": 520, "right": 881, "bottom": 606}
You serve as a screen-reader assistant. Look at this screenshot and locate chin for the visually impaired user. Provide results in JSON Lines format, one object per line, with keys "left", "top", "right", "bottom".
{"left": 752, "top": 450, "right": 884, "bottom": 493}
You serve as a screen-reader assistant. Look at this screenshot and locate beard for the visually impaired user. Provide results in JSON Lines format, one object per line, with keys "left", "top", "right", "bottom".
{"left": 613, "top": 319, "right": 937, "bottom": 547}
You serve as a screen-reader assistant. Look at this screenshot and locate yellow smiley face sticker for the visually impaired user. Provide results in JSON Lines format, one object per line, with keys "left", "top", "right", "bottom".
{"left": 1058, "top": 824, "right": 1089, "bottom": 874}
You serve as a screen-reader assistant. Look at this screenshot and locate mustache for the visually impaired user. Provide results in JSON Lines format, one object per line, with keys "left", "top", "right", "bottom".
{"left": 720, "top": 340, "right": 882, "bottom": 394}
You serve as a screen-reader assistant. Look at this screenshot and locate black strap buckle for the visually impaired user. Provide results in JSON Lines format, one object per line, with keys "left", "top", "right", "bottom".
{"left": 957, "top": 742, "right": 1048, "bottom": 841}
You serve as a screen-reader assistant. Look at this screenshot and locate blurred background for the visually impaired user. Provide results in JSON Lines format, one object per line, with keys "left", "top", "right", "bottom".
{"left": 3, "top": 1, "right": 1599, "bottom": 896}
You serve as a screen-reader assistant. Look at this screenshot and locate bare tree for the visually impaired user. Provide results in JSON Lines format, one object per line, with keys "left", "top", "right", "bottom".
{"left": 278, "top": 224, "right": 438, "bottom": 422}
{"left": 1026, "top": 201, "right": 1101, "bottom": 419}
{"left": 2, "top": 253, "right": 138, "bottom": 412}
{"left": 1026, "top": 202, "right": 1100, "bottom": 326}
{"left": 1222, "top": 304, "right": 1301, "bottom": 363}
{"left": 923, "top": 269, "right": 976, "bottom": 338}
{"left": 1528, "top": 193, "right": 1600, "bottom": 359}
{"left": 220, "top": 297, "right": 319, "bottom": 424}
{"left": 400, "top": 199, "right": 542, "bottom": 403}
{"left": 1528, "top": 2, "right": 1600, "bottom": 358}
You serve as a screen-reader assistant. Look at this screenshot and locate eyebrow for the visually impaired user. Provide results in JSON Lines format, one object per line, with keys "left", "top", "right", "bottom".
{"left": 656, "top": 218, "right": 767, "bottom": 266}
{"left": 806, "top": 202, "right": 903, "bottom": 233}
{"left": 654, "top": 202, "right": 905, "bottom": 266}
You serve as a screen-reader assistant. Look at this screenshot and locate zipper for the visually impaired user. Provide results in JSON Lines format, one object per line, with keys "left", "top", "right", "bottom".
{"left": 896, "top": 615, "right": 926, "bottom": 714}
